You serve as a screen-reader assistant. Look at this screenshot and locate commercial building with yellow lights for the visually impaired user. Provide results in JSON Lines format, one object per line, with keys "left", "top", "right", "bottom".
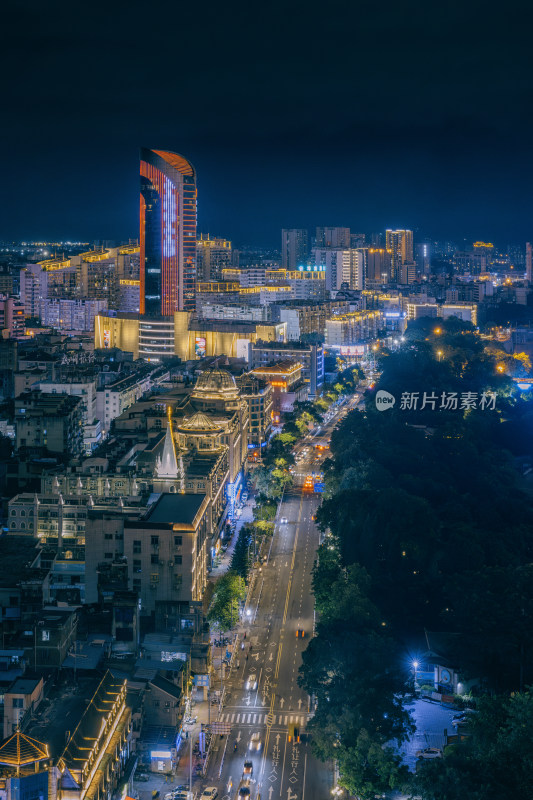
{"left": 325, "top": 310, "right": 383, "bottom": 346}
{"left": 251, "top": 360, "right": 308, "bottom": 423}
{"left": 95, "top": 311, "right": 286, "bottom": 362}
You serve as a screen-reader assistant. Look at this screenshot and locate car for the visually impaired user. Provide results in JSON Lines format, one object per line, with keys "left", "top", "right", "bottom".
{"left": 249, "top": 732, "right": 262, "bottom": 751}
{"left": 295, "top": 629, "right": 305, "bottom": 638}
{"left": 242, "top": 760, "right": 253, "bottom": 778}
{"left": 246, "top": 673, "right": 258, "bottom": 690}
{"left": 200, "top": 789, "right": 218, "bottom": 800}
{"left": 280, "top": 517, "right": 288, "bottom": 524}
{"left": 416, "top": 747, "right": 442, "bottom": 759}
{"left": 452, "top": 717, "right": 472, "bottom": 728}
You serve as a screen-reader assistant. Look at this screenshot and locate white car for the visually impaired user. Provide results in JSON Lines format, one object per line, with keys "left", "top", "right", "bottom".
{"left": 416, "top": 747, "right": 442, "bottom": 759}
{"left": 200, "top": 789, "right": 218, "bottom": 800}
{"left": 280, "top": 517, "right": 288, "bottom": 524}
{"left": 246, "top": 673, "right": 258, "bottom": 690}
{"left": 249, "top": 732, "right": 262, "bottom": 751}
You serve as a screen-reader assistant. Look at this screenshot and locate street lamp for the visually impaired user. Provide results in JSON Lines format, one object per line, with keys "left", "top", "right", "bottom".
{"left": 413, "top": 660, "right": 419, "bottom": 689}
{"left": 437, "top": 350, "right": 443, "bottom": 362}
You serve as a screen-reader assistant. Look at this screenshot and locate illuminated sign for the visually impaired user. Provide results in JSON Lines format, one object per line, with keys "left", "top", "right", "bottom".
{"left": 103, "top": 329, "right": 111, "bottom": 348}
{"left": 195, "top": 336, "right": 206, "bottom": 357}
{"left": 339, "top": 345, "right": 365, "bottom": 357}
{"left": 385, "top": 312, "right": 402, "bottom": 318}
{"left": 151, "top": 751, "right": 172, "bottom": 759}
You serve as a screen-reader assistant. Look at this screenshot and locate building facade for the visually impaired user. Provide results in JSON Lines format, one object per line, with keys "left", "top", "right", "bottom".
{"left": 281, "top": 229, "right": 309, "bottom": 269}
{"left": 140, "top": 148, "right": 197, "bottom": 315}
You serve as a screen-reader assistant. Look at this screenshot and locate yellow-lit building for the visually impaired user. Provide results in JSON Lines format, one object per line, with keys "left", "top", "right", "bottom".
{"left": 95, "top": 311, "right": 286, "bottom": 361}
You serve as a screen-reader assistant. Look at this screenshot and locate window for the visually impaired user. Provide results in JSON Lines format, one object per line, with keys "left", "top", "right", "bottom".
{"left": 20, "top": 510, "right": 25, "bottom": 517}
{"left": 132, "top": 579, "right": 141, "bottom": 591}
{"left": 174, "top": 556, "right": 182, "bottom": 565}
{"left": 151, "top": 536, "right": 159, "bottom": 547}
{"left": 104, "top": 533, "right": 113, "bottom": 540}
{"left": 150, "top": 573, "right": 159, "bottom": 583}
{"left": 12, "top": 698, "right": 24, "bottom": 708}
{"left": 41, "top": 630, "right": 50, "bottom": 642}
{"left": 151, "top": 554, "right": 159, "bottom": 565}
{"left": 133, "top": 560, "right": 141, "bottom": 574}
{"left": 105, "top": 552, "right": 113, "bottom": 559}
{"left": 174, "top": 536, "right": 182, "bottom": 546}
{"left": 133, "top": 540, "right": 141, "bottom": 554}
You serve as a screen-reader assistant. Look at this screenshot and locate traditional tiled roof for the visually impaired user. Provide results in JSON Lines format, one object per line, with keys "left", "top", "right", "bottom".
{"left": 0, "top": 731, "right": 48, "bottom": 766}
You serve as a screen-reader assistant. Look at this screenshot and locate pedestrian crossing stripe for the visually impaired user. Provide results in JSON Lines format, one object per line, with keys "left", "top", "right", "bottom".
{"left": 219, "top": 712, "right": 307, "bottom": 726}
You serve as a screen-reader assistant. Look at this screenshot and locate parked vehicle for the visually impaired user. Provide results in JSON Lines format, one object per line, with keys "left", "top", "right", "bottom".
{"left": 416, "top": 747, "right": 442, "bottom": 759}
{"left": 200, "top": 790, "right": 218, "bottom": 800}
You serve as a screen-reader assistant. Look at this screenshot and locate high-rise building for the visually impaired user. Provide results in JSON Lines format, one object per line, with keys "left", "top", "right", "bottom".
{"left": 196, "top": 234, "right": 233, "bottom": 281}
{"left": 140, "top": 148, "right": 197, "bottom": 316}
{"left": 281, "top": 229, "right": 309, "bottom": 269}
{"left": 316, "top": 227, "right": 351, "bottom": 248}
{"left": 386, "top": 229, "right": 414, "bottom": 280}
{"left": 527, "top": 242, "right": 532, "bottom": 283}
{"left": 366, "top": 248, "right": 392, "bottom": 283}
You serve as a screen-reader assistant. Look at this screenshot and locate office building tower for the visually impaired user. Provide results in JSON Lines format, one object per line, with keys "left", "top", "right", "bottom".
{"left": 140, "top": 148, "right": 197, "bottom": 316}
{"left": 316, "top": 227, "right": 351, "bottom": 249}
{"left": 196, "top": 234, "right": 233, "bottom": 281}
{"left": 366, "top": 248, "right": 392, "bottom": 284}
{"left": 526, "top": 242, "right": 532, "bottom": 282}
{"left": 281, "top": 229, "right": 309, "bottom": 269}
{"left": 386, "top": 229, "right": 413, "bottom": 280}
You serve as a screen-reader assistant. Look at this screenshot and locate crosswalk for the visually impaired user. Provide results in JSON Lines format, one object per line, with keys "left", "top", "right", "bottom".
{"left": 217, "top": 711, "right": 308, "bottom": 726}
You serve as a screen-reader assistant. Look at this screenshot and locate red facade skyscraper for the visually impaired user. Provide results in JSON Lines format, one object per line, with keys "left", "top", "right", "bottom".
{"left": 140, "top": 148, "right": 197, "bottom": 315}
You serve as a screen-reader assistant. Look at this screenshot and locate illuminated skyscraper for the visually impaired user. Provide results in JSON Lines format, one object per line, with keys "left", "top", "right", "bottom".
{"left": 386, "top": 229, "right": 413, "bottom": 281}
{"left": 140, "top": 148, "right": 197, "bottom": 315}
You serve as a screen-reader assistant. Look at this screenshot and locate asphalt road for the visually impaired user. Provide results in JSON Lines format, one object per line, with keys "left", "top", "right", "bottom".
{"left": 202, "top": 395, "right": 363, "bottom": 800}
{"left": 206, "top": 488, "right": 325, "bottom": 800}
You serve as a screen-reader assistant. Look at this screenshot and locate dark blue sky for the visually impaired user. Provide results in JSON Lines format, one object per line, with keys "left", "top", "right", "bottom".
{"left": 2, "top": 0, "right": 533, "bottom": 247}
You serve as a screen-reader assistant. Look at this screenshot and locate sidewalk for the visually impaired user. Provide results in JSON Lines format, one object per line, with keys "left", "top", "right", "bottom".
{"left": 209, "top": 495, "right": 255, "bottom": 580}
{"left": 169, "top": 493, "right": 257, "bottom": 791}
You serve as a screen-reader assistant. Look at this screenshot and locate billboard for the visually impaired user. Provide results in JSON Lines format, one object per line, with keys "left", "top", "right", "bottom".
{"left": 103, "top": 329, "right": 111, "bottom": 348}
{"left": 195, "top": 336, "right": 206, "bottom": 357}
{"left": 340, "top": 345, "right": 365, "bottom": 357}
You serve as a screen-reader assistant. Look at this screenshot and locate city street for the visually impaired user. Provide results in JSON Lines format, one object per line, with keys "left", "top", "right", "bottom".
{"left": 200, "top": 394, "right": 363, "bottom": 800}
{"left": 205, "top": 487, "right": 326, "bottom": 800}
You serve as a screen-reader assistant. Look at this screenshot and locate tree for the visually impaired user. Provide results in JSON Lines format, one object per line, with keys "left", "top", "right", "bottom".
{"left": 230, "top": 525, "right": 252, "bottom": 580}
{"left": 207, "top": 571, "right": 246, "bottom": 630}
{"left": 414, "top": 691, "right": 533, "bottom": 799}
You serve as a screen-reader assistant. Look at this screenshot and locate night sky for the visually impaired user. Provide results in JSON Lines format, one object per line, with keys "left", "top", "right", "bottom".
{"left": 2, "top": 0, "right": 533, "bottom": 247}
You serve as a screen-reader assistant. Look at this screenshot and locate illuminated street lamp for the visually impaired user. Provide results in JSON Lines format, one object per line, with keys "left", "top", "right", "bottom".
{"left": 437, "top": 350, "right": 443, "bottom": 362}
{"left": 413, "top": 660, "right": 419, "bottom": 689}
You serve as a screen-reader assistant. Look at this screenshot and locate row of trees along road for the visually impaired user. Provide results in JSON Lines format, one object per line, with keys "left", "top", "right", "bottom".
{"left": 299, "top": 317, "right": 533, "bottom": 799}
{"left": 207, "top": 368, "right": 362, "bottom": 631}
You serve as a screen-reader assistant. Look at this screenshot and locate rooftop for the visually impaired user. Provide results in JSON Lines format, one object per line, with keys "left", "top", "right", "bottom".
{"left": 0, "top": 537, "right": 40, "bottom": 588}
{"left": 7, "top": 677, "right": 41, "bottom": 696}
{"left": 144, "top": 493, "right": 207, "bottom": 527}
